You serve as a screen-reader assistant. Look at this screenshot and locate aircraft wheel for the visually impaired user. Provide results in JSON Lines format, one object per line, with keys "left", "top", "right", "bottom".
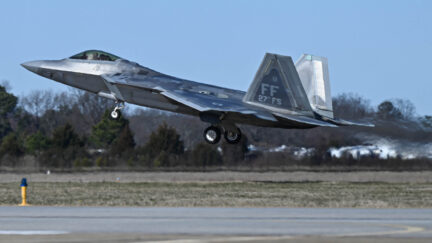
{"left": 110, "top": 109, "right": 121, "bottom": 120}
{"left": 203, "top": 126, "right": 221, "bottom": 144}
{"left": 224, "top": 128, "right": 241, "bottom": 144}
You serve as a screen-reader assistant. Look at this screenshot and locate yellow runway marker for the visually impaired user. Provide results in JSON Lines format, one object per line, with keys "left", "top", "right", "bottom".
{"left": 19, "top": 178, "right": 29, "bottom": 206}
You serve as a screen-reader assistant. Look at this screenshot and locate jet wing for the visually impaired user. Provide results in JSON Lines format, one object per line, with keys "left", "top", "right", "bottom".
{"left": 159, "top": 89, "right": 339, "bottom": 128}
{"left": 160, "top": 89, "right": 243, "bottom": 112}
{"left": 102, "top": 74, "right": 339, "bottom": 128}
{"left": 101, "top": 74, "right": 279, "bottom": 123}
{"left": 160, "top": 89, "right": 285, "bottom": 122}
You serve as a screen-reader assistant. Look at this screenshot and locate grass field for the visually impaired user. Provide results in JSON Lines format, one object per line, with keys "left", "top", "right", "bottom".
{"left": 2, "top": 181, "right": 432, "bottom": 208}
{"left": 2, "top": 171, "right": 432, "bottom": 183}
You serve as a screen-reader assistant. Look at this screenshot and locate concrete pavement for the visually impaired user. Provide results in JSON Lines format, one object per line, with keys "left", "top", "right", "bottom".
{"left": 0, "top": 207, "right": 431, "bottom": 242}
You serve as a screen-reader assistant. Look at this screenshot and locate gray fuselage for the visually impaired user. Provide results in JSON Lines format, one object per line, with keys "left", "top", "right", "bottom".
{"left": 21, "top": 58, "right": 273, "bottom": 126}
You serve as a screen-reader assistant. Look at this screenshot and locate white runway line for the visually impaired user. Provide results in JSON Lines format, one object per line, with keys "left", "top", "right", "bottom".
{"left": 330, "top": 223, "right": 425, "bottom": 237}
{"left": 135, "top": 236, "right": 295, "bottom": 243}
{"left": 0, "top": 230, "right": 68, "bottom": 235}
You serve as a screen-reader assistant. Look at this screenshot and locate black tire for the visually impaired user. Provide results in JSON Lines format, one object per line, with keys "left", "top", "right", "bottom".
{"left": 110, "top": 109, "right": 121, "bottom": 120}
{"left": 203, "top": 126, "right": 221, "bottom": 144}
{"left": 224, "top": 128, "right": 242, "bottom": 144}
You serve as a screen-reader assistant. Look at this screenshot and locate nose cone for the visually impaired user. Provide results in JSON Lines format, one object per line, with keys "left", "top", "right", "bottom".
{"left": 21, "top": 60, "right": 43, "bottom": 74}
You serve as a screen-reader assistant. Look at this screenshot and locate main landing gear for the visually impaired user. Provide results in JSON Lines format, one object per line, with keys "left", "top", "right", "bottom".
{"left": 224, "top": 128, "right": 242, "bottom": 144}
{"left": 203, "top": 125, "right": 242, "bottom": 144}
{"left": 203, "top": 126, "right": 221, "bottom": 144}
{"left": 110, "top": 102, "right": 124, "bottom": 120}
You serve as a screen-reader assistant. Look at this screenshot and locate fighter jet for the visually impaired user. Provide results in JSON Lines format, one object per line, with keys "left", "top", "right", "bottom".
{"left": 21, "top": 50, "right": 372, "bottom": 144}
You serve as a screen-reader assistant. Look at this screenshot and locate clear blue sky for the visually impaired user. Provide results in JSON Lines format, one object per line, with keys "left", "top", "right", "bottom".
{"left": 1, "top": 0, "right": 431, "bottom": 115}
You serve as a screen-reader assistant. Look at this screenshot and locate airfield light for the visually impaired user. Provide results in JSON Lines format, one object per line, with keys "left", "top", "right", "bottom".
{"left": 19, "top": 178, "right": 28, "bottom": 206}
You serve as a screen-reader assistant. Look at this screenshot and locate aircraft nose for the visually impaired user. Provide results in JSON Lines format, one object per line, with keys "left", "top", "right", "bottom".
{"left": 21, "top": 60, "right": 43, "bottom": 74}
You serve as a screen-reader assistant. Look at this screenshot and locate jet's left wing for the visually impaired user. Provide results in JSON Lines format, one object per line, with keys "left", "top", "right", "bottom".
{"left": 160, "top": 88, "right": 247, "bottom": 113}
{"left": 161, "top": 89, "right": 342, "bottom": 128}
{"left": 160, "top": 88, "right": 286, "bottom": 122}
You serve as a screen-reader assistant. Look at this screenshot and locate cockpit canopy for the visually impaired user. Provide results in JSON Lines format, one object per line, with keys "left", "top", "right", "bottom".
{"left": 69, "top": 50, "right": 121, "bottom": 61}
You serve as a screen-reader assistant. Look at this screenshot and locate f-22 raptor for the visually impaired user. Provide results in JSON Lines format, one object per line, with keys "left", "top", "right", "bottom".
{"left": 22, "top": 50, "right": 372, "bottom": 144}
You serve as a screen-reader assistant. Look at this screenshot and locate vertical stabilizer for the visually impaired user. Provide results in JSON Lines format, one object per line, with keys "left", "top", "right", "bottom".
{"left": 295, "top": 54, "right": 333, "bottom": 118}
{"left": 243, "top": 53, "right": 313, "bottom": 116}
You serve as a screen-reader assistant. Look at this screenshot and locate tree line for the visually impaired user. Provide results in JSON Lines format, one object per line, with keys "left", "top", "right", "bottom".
{"left": 0, "top": 82, "right": 431, "bottom": 170}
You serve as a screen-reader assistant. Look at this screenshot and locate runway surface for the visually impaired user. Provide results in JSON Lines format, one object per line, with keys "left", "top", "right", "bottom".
{"left": 1, "top": 207, "right": 431, "bottom": 242}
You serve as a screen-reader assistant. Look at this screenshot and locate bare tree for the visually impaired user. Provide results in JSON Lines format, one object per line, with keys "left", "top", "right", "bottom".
{"left": 332, "top": 93, "right": 373, "bottom": 120}
{"left": 20, "top": 90, "right": 56, "bottom": 117}
{"left": 68, "top": 88, "right": 115, "bottom": 126}
{"left": 392, "top": 98, "right": 416, "bottom": 120}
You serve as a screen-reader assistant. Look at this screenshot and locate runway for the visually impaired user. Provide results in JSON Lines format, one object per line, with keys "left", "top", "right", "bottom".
{"left": 1, "top": 207, "right": 431, "bottom": 242}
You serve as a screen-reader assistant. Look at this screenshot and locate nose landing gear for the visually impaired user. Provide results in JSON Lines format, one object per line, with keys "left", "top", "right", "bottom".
{"left": 110, "top": 102, "right": 124, "bottom": 120}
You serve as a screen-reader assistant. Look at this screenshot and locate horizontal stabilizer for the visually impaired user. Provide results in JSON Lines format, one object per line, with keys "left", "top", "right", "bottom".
{"left": 323, "top": 117, "right": 375, "bottom": 127}
{"left": 273, "top": 112, "right": 337, "bottom": 128}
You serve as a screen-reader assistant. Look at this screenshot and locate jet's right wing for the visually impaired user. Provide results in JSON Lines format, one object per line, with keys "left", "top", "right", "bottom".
{"left": 101, "top": 73, "right": 338, "bottom": 128}
{"left": 160, "top": 88, "right": 338, "bottom": 128}
{"left": 101, "top": 74, "right": 280, "bottom": 123}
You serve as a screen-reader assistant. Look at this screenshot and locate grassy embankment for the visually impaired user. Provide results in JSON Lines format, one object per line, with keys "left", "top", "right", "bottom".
{"left": 1, "top": 181, "right": 432, "bottom": 208}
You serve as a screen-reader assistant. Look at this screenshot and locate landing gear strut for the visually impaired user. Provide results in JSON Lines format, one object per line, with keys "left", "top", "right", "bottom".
{"left": 110, "top": 102, "right": 124, "bottom": 120}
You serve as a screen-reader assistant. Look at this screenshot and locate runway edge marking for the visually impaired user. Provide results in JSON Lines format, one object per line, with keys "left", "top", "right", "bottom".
{"left": 0, "top": 230, "right": 68, "bottom": 235}
{"left": 330, "top": 223, "right": 424, "bottom": 237}
{"left": 133, "top": 235, "right": 294, "bottom": 243}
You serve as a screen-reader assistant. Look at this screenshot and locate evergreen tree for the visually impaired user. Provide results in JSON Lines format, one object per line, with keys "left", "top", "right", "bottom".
{"left": 221, "top": 136, "right": 248, "bottom": 166}
{"left": 51, "top": 123, "right": 81, "bottom": 148}
{"left": 110, "top": 124, "right": 135, "bottom": 157}
{"left": 0, "top": 133, "right": 24, "bottom": 158}
{"left": 0, "top": 85, "right": 18, "bottom": 139}
{"left": 25, "top": 131, "right": 49, "bottom": 155}
{"left": 40, "top": 123, "right": 86, "bottom": 168}
{"left": 190, "top": 143, "right": 222, "bottom": 167}
{"left": 0, "top": 85, "right": 17, "bottom": 117}
{"left": 141, "top": 123, "right": 184, "bottom": 167}
{"left": 0, "top": 119, "right": 11, "bottom": 140}
{"left": 90, "top": 110, "right": 128, "bottom": 148}
{"left": 144, "top": 123, "right": 184, "bottom": 157}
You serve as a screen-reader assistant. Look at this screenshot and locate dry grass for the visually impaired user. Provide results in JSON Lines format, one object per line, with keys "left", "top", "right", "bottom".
{"left": 1, "top": 181, "right": 432, "bottom": 208}
{"left": 2, "top": 171, "right": 432, "bottom": 183}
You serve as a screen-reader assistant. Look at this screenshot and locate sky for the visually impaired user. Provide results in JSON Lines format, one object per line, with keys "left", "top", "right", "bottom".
{"left": 1, "top": 0, "right": 431, "bottom": 115}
